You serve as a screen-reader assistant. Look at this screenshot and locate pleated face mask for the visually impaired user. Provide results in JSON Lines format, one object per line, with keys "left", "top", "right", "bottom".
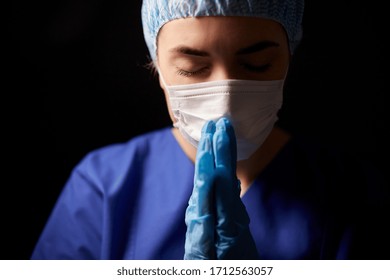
{"left": 161, "top": 77, "right": 284, "bottom": 161}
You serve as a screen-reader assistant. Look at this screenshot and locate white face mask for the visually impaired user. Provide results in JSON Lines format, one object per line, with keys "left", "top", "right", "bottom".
{"left": 161, "top": 76, "right": 284, "bottom": 161}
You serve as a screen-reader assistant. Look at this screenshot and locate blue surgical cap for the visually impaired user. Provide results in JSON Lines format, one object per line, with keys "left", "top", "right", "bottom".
{"left": 141, "top": 0, "right": 304, "bottom": 61}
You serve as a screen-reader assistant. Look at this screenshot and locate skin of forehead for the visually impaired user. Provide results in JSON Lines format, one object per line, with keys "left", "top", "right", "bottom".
{"left": 157, "top": 16, "right": 288, "bottom": 55}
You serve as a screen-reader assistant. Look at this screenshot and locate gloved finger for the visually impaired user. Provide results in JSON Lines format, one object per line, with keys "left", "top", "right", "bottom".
{"left": 213, "top": 118, "right": 240, "bottom": 203}
{"left": 184, "top": 120, "right": 216, "bottom": 259}
{"left": 190, "top": 120, "right": 216, "bottom": 215}
{"left": 213, "top": 117, "right": 241, "bottom": 219}
{"left": 213, "top": 117, "right": 237, "bottom": 175}
{"left": 212, "top": 118, "right": 258, "bottom": 259}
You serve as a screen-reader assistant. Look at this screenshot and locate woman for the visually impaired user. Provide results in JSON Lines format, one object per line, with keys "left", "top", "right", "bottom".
{"left": 31, "top": 0, "right": 389, "bottom": 260}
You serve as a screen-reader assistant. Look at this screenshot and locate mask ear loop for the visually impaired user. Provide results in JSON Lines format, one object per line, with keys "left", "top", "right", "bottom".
{"left": 155, "top": 62, "right": 170, "bottom": 90}
{"left": 154, "top": 62, "right": 181, "bottom": 130}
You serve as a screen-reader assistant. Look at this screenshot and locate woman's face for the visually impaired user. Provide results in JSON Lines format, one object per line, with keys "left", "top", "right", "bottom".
{"left": 157, "top": 16, "right": 290, "bottom": 86}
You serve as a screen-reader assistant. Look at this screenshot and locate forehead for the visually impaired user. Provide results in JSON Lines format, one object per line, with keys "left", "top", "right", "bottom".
{"left": 157, "top": 16, "right": 288, "bottom": 52}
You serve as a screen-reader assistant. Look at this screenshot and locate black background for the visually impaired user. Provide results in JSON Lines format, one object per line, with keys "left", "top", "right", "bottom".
{"left": 3, "top": 0, "right": 388, "bottom": 259}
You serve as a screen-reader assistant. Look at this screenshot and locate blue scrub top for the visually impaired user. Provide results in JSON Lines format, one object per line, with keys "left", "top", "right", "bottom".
{"left": 31, "top": 127, "right": 389, "bottom": 259}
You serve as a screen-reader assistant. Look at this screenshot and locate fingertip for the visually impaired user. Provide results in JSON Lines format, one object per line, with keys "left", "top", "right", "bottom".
{"left": 216, "top": 118, "right": 236, "bottom": 141}
{"left": 202, "top": 120, "right": 216, "bottom": 134}
{"left": 213, "top": 128, "right": 231, "bottom": 168}
{"left": 198, "top": 121, "right": 215, "bottom": 157}
{"left": 216, "top": 117, "right": 229, "bottom": 130}
{"left": 215, "top": 117, "right": 237, "bottom": 161}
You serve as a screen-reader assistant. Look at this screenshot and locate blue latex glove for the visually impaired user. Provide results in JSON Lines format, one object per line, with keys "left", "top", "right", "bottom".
{"left": 184, "top": 117, "right": 259, "bottom": 259}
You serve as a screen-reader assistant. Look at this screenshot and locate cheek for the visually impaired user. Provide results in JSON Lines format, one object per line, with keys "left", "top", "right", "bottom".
{"left": 273, "top": 58, "right": 290, "bottom": 79}
{"left": 156, "top": 53, "right": 180, "bottom": 85}
{"left": 266, "top": 52, "right": 290, "bottom": 80}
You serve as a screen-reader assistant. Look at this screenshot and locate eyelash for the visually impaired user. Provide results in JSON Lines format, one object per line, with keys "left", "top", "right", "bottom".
{"left": 175, "top": 63, "right": 271, "bottom": 77}
{"left": 176, "top": 68, "right": 208, "bottom": 77}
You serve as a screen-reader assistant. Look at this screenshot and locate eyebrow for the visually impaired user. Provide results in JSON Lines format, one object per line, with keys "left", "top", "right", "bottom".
{"left": 236, "top": 40, "right": 279, "bottom": 55}
{"left": 169, "top": 46, "right": 210, "bottom": 57}
{"left": 169, "top": 40, "right": 279, "bottom": 57}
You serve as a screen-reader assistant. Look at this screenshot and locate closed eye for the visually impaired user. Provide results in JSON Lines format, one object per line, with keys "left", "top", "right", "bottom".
{"left": 243, "top": 63, "right": 271, "bottom": 72}
{"left": 175, "top": 67, "right": 209, "bottom": 77}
